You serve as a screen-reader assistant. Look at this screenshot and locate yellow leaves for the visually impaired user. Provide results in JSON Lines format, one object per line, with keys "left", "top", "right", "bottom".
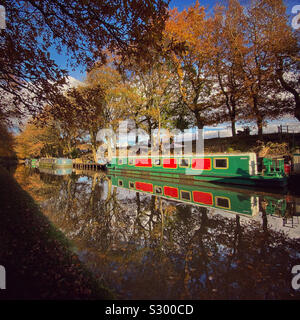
{"left": 15, "top": 121, "right": 61, "bottom": 159}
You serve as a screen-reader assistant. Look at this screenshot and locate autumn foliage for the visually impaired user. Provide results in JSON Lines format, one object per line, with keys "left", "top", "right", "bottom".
{"left": 4, "top": 0, "right": 300, "bottom": 159}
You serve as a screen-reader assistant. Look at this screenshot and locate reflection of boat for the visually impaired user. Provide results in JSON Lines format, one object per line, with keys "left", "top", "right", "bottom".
{"left": 107, "top": 174, "right": 246, "bottom": 217}
{"left": 38, "top": 167, "right": 73, "bottom": 176}
{"left": 108, "top": 173, "right": 288, "bottom": 217}
{"left": 107, "top": 154, "right": 287, "bottom": 188}
{"left": 38, "top": 158, "right": 73, "bottom": 169}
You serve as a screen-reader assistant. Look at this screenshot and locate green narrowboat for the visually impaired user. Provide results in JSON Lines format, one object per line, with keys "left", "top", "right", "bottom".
{"left": 106, "top": 153, "right": 287, "bottom": 188}
{"left": 30, "top": 159, "right": 38, "bottom": 168}
{"left": 108, "top": 173, "right": 287, "bottom": 217}
{"left": 38, "top": 158, "right": 73, "bottom": 169}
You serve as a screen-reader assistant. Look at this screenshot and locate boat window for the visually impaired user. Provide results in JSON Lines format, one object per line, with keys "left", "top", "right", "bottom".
{"left": 180, "top": 158, "right": 189, "bottom": 168}
{"left": 154, "top": 159, "right": 161, "bottom": 166}
{"left": 128, "top": 158, "right": 134, "bottom": 165}
{"left": 118, "top": 159, "right": 123, "bottom": 165}
{"left": 216, "top": 197, "right": 230, "bottom": 209}
{"left": 129, "top": 181, "right": 135, "bottom": 189}
{"left": 214, "top": 158, "right": 228, "bottom": 169}
{"left": 118, "top": 180, "right": 123, "bottom": 187}
{"left": 155, "top": 186, "right": 162, "bottom": 194}
{"left": 180, "top": 191, "right": 191, "bottom": 201}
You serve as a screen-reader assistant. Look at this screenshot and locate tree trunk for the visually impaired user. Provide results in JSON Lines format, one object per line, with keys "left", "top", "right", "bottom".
{"left": 231, "top": 118, "right": 236, "bottom": 137}
{"left": 107, "top": 137, "right": 112, "bottom": 161}
{"left": 90, "top": 129, "right": 97, "bottom": 163}
{"left": 295, "top": 101, "right": 300, "bottom": 122}
{"left": 253, "top": 96, "right": 263, "bottom": 137}
{"left": 67, "top": 140, "right": 72, "bottom": 157}
{"left": 91, "top": 146, "right": 97, "bottom": 163}
{"left": 194, "top": 111, "right": 204, "bottom": 129}
{"left": 230, "top": 99, "right": 237, "bottom": 137}
{"left": 135, "top": 123, "right": 139, "bottom": 145}
{"left": 257, "top": 118, "right": 263, "bottom": 137}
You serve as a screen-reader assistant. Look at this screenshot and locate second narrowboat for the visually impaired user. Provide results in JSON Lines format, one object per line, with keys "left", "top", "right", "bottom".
{"left": 38, "top": 157, "right": 73, "bottom": 169}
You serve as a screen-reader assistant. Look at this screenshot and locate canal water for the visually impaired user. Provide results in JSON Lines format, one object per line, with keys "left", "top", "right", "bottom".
{"left": 13, "top": 165, "right": 300, "bottom": 299}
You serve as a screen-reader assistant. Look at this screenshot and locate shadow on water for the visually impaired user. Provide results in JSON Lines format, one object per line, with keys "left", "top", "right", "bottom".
{"left": 12, "top": 165, "right": 300, "bottom": 300}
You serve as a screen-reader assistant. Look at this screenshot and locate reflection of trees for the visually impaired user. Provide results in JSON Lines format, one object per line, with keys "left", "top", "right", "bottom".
{"left": 15, "top": 167, "right": 300, "bottom": 299}
{"left": 14, "top": 166, "right": 62, "bottom": 202}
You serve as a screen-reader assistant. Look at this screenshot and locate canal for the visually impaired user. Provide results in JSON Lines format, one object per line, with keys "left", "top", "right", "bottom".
{"left": 12, "top": 165, "right": 300, "bottom": 299}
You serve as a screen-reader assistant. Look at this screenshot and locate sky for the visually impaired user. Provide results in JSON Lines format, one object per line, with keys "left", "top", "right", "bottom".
{"left": 169, "top": 0, "right": 299, "bottom": 12}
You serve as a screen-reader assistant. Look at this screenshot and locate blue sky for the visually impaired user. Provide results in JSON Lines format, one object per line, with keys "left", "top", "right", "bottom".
{"left": 50, "top": 0, "right": 299, "bottom": 81}
{"left": 170, "top": 0, "right": 299, "bottom": 12}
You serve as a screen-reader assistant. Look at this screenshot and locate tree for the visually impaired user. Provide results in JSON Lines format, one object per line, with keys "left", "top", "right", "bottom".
{"left": 211, "top": 0, "right": 248, "bottom": 136}
{"left": 0, "top": 0, "right": 169, "bottom": 123}
{"left": 36, "top": 61, "right": 136, "bottom": 162}
{"left": 15, "top": 121, "right": 62, "bottom": 159}
{"left": 35, "top": 104, "right": 83, "bottom": 157}
{"left": 261, "top": 0, "right": 300, "bottom": 122}
{"left": 65, "top": 85, "right": 106, "bottom": 162}
{"left": 241, "top": 0, "right": 297, "bottom": 135}
{"left": 124, "top": 56, "right": 177, "bottom": 149}
{"left": 86, "top": 62, "right": 131, "bottom": 131}
{"left": 165, "top": 2, "right": 219, "bottom": 129}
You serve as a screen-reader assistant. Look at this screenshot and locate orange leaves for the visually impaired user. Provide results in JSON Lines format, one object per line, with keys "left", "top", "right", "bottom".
{"left": 165, "top": 1, "right": 212, "bottom": 59}
{"left": 15, "top": 121, "right": 61, "bottom": 159}
{"left": 164, "top": 2, "right": 219, "bottom": 128}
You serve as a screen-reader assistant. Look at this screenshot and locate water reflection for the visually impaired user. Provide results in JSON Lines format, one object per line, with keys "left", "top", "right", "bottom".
{"left": 38, "top": 167, "right": 73, "bottom": 176}
{"left": 14, "top": 166, "right": 300, "bottom": 299}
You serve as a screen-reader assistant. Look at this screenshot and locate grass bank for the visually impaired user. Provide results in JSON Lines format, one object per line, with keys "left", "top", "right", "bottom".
{"left": 203, "top": 132, "right": 300, "bottom": 155}
{"left": 0, "top": 166, "right": 114, "bottom": 300}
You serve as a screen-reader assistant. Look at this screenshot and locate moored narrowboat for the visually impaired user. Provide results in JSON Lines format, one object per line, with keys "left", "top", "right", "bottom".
{"left": 106, "top": 153, "right": 287, "bottom": 188}
{"left": 38, "top": 157, "right": 73, "bottom": 169}
{"left": 30, "top": 159, "right": 38, "bottom": 168}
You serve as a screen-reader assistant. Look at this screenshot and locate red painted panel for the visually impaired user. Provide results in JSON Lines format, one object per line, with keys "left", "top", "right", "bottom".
{"left": 193, "top": 191, "right": 213, "bottom": 205}
{"left": 164, "top": 186, "right": 179, "bottom": 198}
{"left": 135, "top": 182, "right": 153, "bottom": 193}
{"left": 135, "top": 158, "right": 152, "bottom": 167}
{"left": 163, "top": 158, "right": 177, "bottom": 169}
{"left": 192, "top": 158, "right": 211, "bottom": 170}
